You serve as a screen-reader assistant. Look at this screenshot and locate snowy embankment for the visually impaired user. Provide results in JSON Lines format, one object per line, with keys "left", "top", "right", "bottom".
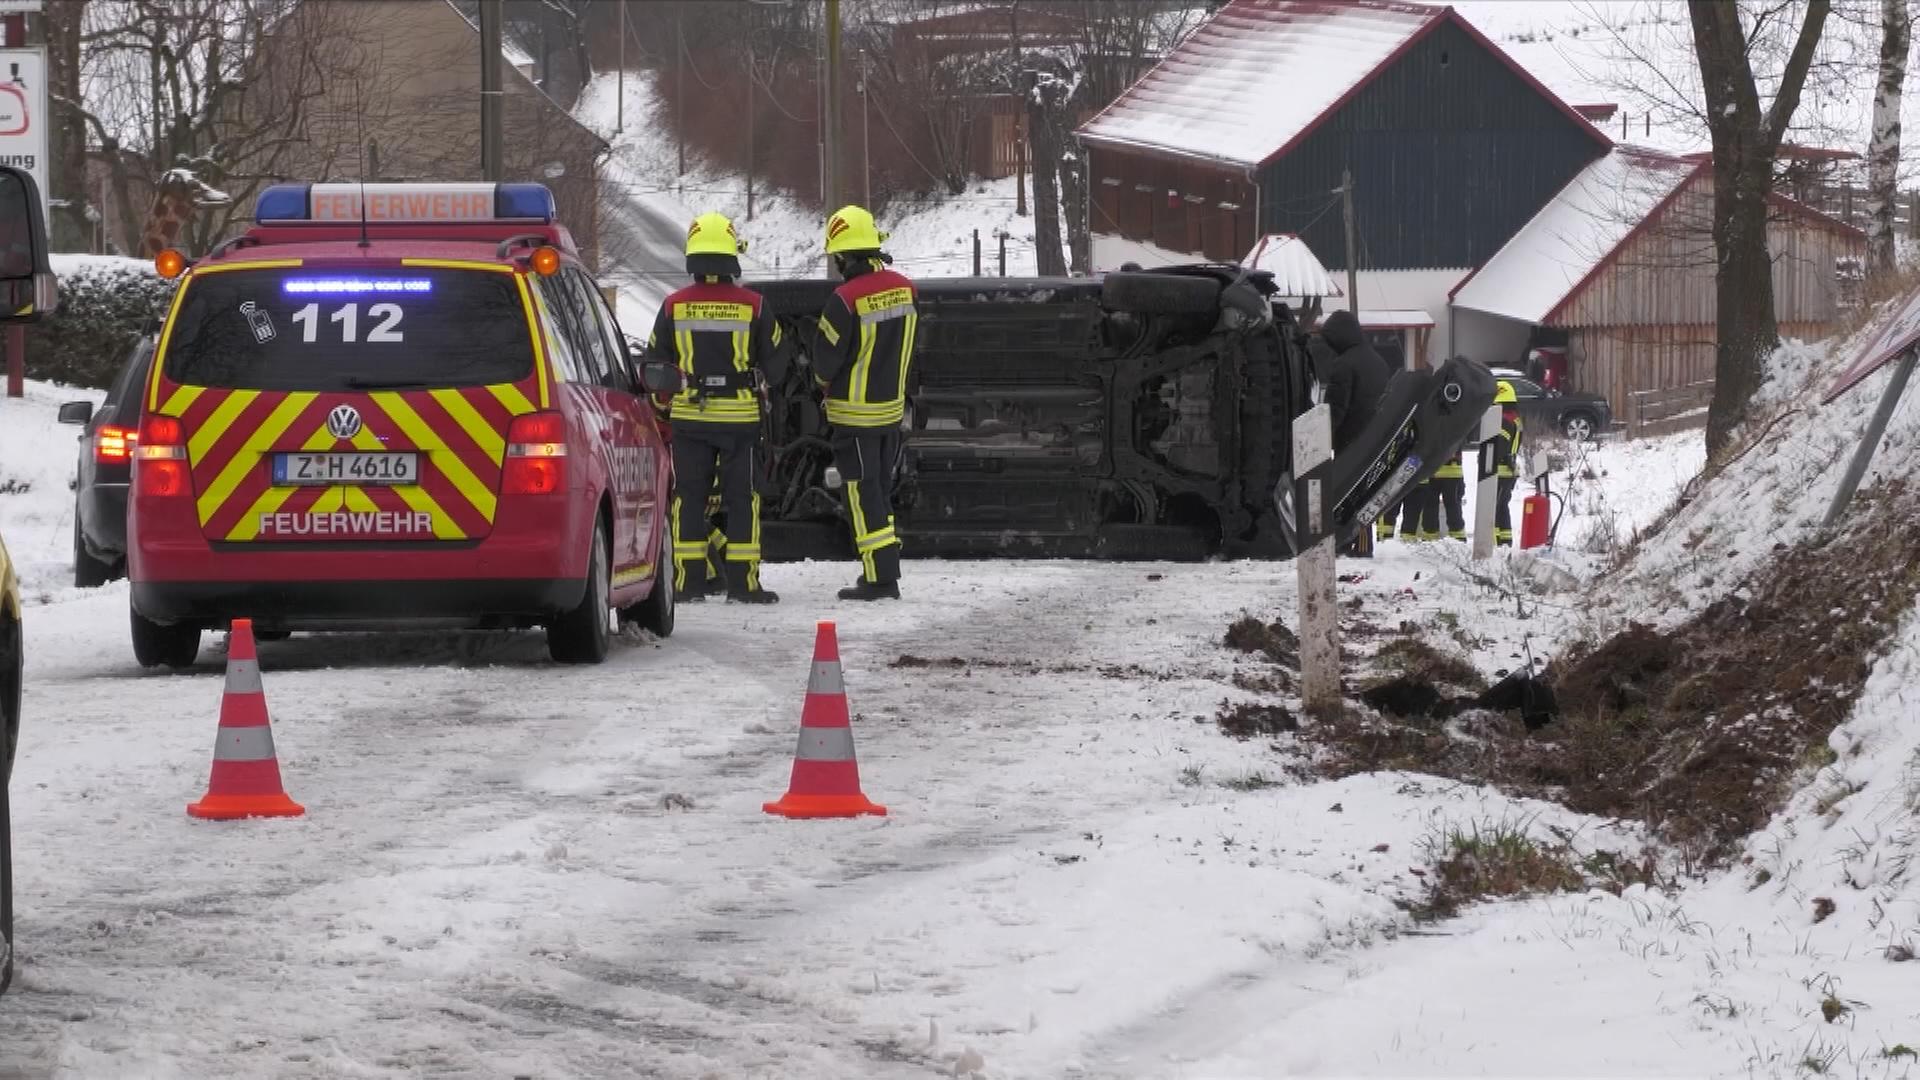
{"left": 572, "top": 71, "right": 1065, "bottom": 333}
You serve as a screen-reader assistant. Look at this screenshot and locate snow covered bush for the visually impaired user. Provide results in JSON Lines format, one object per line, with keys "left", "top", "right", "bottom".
{"left": 26, "top": 256, "right": 174, "bottom": 390}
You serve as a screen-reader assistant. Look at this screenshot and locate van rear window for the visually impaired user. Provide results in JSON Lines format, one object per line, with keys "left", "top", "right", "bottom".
{"left": 161, "top": 268, "right": 535, "bottom": 390}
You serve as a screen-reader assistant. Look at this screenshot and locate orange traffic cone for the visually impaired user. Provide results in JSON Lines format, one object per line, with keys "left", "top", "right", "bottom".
{"left": 187, "top": 618, "right": 304, "bottom": 820}
{"left": 764, "top": 621, "right": 887, "bottom": 819}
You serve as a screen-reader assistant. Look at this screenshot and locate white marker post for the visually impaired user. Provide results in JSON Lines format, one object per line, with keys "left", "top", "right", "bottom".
{"left": 1472, "top": 404, "right": 1503, "bottom": 561}
{"left": 1292, "top": 404, "right": 1340, "bottom": 712}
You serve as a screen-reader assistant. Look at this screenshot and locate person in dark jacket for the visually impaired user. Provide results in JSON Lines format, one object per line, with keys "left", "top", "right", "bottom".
{"left": 1317, "top": 310, "right": 1389, "bottom": 453}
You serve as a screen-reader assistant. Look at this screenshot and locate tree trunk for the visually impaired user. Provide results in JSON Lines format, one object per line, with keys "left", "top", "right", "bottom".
{"left": 1867, "top": 0, "right": 1910, "bottom": 279}
{"left": 1688, "top": 0, "right": 1832, "bottom": 454}
{"left": 45, "top": 0, "right": 89, "bottom": 251}
{"left": 1061, "top": 136, "right": 1090, "bottom": 275}
{"left": 1026, "top": 74, "right": 1064, "bottom": 277}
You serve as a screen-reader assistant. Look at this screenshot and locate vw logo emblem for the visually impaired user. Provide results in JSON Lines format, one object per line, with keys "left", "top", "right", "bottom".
{"left": 326, "top": 404, "right": 363, "bottom": 440}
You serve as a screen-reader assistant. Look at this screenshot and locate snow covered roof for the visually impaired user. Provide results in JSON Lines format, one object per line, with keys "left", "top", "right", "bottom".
{"left": 1076, "top": 0, "right": 1608, "bottom": 168}
{"left": 1449, "top": 148, "right": 1700, "bottom": 325}
{"left": 1244, "top": 233, "right": 1341, "bottom": 296}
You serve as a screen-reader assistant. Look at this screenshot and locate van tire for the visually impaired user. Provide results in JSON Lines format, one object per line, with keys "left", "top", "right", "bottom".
{"left": 1101, "top": 272, "right": 1221, "bottom": 316}
{"left": 548, "top": 519, "right": 611, "bottom": 664}
{"left": 130, "top": 605, "right": 200, "bottom": 670}
{"left": 73, "top": 516, "right": 113, "bottom": 589}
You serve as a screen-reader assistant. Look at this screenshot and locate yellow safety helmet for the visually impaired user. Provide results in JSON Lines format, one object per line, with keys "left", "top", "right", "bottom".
{"left": 824, "top": 205, "right": 885, "bottom": 255}
{"left": 686, "top": 212, "right": 742, "bottom": 258}
{"left": 1494, "top": 380, "right": 1517, "bottom": 404}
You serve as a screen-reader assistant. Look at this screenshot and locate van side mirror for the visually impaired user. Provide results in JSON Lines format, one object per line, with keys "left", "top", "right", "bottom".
{"left": 57, "top": 400, "right": 93, "bottom": 425}
{"left": 639, "top": 361, "right": 686, "bottom": 395}
{"left": 0, "top": 166, "right": 56, "bottom": 323}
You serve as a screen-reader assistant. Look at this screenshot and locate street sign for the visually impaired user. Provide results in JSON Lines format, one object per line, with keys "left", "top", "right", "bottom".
{"left": 1824, "top": 284, "right": 1920, "bottom": 404}
{"left": 0, "top": 48, "right": 45, "bottom": 235}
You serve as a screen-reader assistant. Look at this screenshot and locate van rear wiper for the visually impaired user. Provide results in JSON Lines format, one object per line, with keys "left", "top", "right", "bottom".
{"left": 343, "top": 377, "right": 436, "bottom": 390}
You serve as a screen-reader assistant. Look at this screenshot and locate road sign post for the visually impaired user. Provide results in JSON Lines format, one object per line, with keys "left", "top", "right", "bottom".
{"left": 0, "top": 43, "right": 42, "bottom": 398}
{"left": 1292, "top": 404, "right": 1340, "bottom": 712}
{"left": 1472, "top": 404, "right": 1502, "bottom": 560}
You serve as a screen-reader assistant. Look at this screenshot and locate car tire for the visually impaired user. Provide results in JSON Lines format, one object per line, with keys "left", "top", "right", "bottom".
{"left": 1101, "top": 271, "right": 1221, "bottom": 316}
{"left": 73, "top": 516, "right": 113, "bottom": 589}
{"left": 548, "top": 518, "right": 611, "bottom": 665}
{"left": 1560, "top": 411, "right": 1598, "bottom": 442}
{"left": 130, "top": 604, "right": 200, "bottom": 670}
{"left": 621, "top": 525, "right": 675, "bottom": 639}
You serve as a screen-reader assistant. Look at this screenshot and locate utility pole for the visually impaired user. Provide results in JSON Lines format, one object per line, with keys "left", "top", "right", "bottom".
{"left": 860, "top": 52, "right": 870, "bottom": 207}
{"left": 616, "top": 0, "right": 625, "bottom": 133}
{"left": 746, "top": 34, "right": 755, "bottom": 221}
{"left": 676, "top": 9, "right": 686, "bottom": 177}
{"left": 479, "top": 0, "right": 504, "bottom": 181}
{"left": 824, "top": 0, "right": 843, "bottom": 209}
{"left": 1339, "top": 167, "right": 1359, "bottom": 317}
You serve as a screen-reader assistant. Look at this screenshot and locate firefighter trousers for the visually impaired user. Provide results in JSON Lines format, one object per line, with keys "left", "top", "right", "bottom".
{"left": 1495, "top": 476, "right": 1516, "bottom": 545}
{"left": 1434, "top": 476, "right": 1466, "bottom": 539}
{"left": 670, "top": 422, "right": 764, "bottom": 594}
{"left": 834, "top": 426, "right": 903, "bottom": 584}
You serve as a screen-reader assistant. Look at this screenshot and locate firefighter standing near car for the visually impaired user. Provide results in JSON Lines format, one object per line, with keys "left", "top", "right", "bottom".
{"left": 1428, "top": 430, "right": 1469, "bottom": 541}
{"left": 649, "top": 212, "right": 788, "bottom": 604}
{"left": 1493, "top": 379, "right": 1523, "bottom": 546}
{"left": 811, "top": 205, "right": 918, "bottom": 601}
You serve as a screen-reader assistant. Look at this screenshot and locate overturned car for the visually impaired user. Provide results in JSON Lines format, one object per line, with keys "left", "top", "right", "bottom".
{"left": 741, "top": 264, "right": 1494, "bottom": 562}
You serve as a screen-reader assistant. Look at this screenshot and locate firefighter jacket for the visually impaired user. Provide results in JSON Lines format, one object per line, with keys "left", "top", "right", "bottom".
{"left": 648, "top": 281, "right": 787, "bottom": 425}
{"left": 1434, "top": 453, "right": 1465, "bottom": 480}
{"left": 1495, "top": 408, "right": 1523, "bottom": 479}
{"left": 813, "top": 262, "right": 919, "bottom": 428}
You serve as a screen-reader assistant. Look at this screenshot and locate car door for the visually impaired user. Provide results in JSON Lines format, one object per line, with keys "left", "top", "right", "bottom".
{"left": 569, "top": 270, "right": 665, "bottom": 577}
{"left": 544, "top": 269, "right": 650, "bottom": 578}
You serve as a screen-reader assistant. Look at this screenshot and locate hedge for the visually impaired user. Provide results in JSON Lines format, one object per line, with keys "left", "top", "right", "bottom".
{"left": 22, "top": 257, "right": 176, "bottom": 390}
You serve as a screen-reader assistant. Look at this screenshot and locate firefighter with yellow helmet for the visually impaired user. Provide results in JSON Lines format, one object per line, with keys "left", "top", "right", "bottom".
{"left": 647, "top": 212, "right": 789, "bottom": 603}
{"left": 1493, "top": 379, "right": 1523, "bottom": 546}
{"left": 812, "top": 205, "right": 919, "bottom": 601}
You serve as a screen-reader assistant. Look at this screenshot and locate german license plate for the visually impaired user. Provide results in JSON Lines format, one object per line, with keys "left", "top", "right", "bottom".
{"left": 273, "top": 452, "right": 419, "bottom": 486}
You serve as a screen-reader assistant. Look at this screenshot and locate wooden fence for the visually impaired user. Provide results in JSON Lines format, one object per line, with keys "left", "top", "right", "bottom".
{"left": 1804, "top": 185, "right": 1920, "bottom": 237}
{"left": 1628, "top": 379, "right": 1715, "bottom": 439}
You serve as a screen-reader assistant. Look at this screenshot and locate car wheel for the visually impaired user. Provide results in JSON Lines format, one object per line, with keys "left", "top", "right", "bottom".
{"left": 548, "top": 518, "right": 611, "bottom": 665}
{"left": 73, "top": 514, "right": 113, "bottom": 589}
{"left": 622, "top": 524, "right": 675, "bottom": 639}
{"left": 1561, "top": 412, "right": 1598, "bottom": 442}
{"left": 1101, "top": 271, "right": 1221, "bottom": 316}
{"left": 129, "top": 604, "right": 200, "bottom": 670}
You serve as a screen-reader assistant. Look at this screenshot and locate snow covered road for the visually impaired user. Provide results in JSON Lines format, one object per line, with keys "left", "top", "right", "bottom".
{"left": 3, "top": 558, "right": 1474, "bottom": 1079}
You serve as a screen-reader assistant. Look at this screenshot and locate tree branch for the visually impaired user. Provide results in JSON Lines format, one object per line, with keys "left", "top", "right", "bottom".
{"left": 1765, "top": 0, "right": 1835, "bottom": 150}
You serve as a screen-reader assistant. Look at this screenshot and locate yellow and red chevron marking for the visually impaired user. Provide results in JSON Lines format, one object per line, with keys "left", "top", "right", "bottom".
{"left": 163, "top": 384, "right": 537, "bottom": 542}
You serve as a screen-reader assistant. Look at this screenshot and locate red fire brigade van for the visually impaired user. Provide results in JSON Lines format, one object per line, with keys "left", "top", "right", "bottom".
{"left": 127, "top": 182, "right": 680, "bottom": 667}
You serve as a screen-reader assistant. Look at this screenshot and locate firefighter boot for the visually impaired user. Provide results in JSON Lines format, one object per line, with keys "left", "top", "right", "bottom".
{"left": 838, "top": 578, "right": 901, "bottom": 602}
{"left": 724, "top": 559, "right": 779, "bottom": 604}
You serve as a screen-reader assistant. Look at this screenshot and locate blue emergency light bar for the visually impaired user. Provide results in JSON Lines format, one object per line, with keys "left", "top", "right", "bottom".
{"left": 253, "top": 182, "right": 556, "bottom": 225}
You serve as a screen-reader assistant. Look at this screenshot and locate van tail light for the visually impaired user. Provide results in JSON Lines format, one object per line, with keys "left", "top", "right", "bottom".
{"left": 502, "top": 411, "right": 568, "bottom": 496}
{"left": 94, "top": 424, "right": 138, "bottom": 464}
{"left": 135, "top": 415, "right": 190, "bottom": 497}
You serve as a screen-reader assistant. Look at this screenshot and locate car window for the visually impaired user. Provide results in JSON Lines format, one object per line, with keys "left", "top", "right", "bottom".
{"left": 536, "top": 276, "right": 602, "bottom": 386}
{"left": 569, "top": 269, "right": 636, "bottom": 393}
{"left": 161, "top": 268, "right": 534, "bottom": 390}
{"left": 1510, "top": 379, "right": 1544, "bottom": 398}
{"left": 109, "top": 343, "right": 155, "bottom": 424}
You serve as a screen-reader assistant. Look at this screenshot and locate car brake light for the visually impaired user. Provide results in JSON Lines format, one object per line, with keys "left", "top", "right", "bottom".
{"left": 502, "top": 411, "right": 568, "bottom": 496}
{"left": 94, "top": 424, "right": 137, "bottom": 463}
{"left": 136, "top": 415, "right": 189, "bottom": 497}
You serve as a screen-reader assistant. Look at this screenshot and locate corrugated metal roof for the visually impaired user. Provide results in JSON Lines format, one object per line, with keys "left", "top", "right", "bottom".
{"left": 1077, "top": 0, "right": 1444, "bottom": 167}
{"left": 1450, "top": 148, "right": 1700, "bottom": 325}
{"left": 1244, "top": 233, "right": 1342, "bottom": 296}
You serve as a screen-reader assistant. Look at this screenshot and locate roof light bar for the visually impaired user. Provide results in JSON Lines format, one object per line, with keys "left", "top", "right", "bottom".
{"left": 253, "top": 182, "right": 557, "bottom": 225}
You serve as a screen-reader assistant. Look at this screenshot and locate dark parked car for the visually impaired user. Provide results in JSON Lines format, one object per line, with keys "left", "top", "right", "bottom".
{"left": 1490, "top": 370, "right": 1612, "bottom": 442}
{"left": 58, "top": 335, "right": 155, "bottom": 587}
{"left": 742, "top": 265, "right": 1495, "bottom": 561}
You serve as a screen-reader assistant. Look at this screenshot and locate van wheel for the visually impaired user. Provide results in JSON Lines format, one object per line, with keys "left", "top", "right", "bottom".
{"left": 548, "top": 520, "right": 611, "bottom": 664}
{"left": 73, "top": 515, "right": 113, "bottom": 589}
{"left": 130, "top": 605, "right": 200, "bottom": 670}
{"left": 621, "top": 525, "right": 675, "bottom": 639}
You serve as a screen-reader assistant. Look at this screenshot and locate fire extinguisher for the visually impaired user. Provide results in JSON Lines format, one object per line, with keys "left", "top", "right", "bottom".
{"left": 1520, "top": 481, "right": 1551, "bottom": 549}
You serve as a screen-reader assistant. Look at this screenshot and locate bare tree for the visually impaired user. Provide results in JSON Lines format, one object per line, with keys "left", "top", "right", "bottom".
{"left": 46, "top": 0, "right": 92, "bottom": 251}
{"left": 1689, "top": 0, "right": 1834, "bottom": 453}
{"left": 1867, "top": 0, "right": 1911, "bottom": 277}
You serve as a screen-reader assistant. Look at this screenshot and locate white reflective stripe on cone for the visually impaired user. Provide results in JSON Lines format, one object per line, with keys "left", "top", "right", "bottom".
{"left": 808, "top": 661, "right": 845, "bottom": 695}
{"left": 224, "top": 658, "right": 263, "bottom": 695}
{"left": 214, "top": 726, "right": 279, "bottom": 762}
{"left": 794, "top": 726, "right": 856, "bottom": 762}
